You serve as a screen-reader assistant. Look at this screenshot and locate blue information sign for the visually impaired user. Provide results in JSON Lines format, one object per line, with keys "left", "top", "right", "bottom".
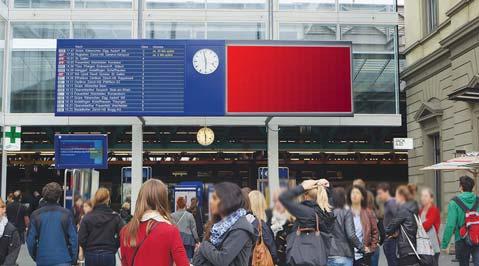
{"left": 55, "top": 39, "right": 225, "bottom": 116}
{"left": 54, "top": 134, "right": 108, "bottom": 169}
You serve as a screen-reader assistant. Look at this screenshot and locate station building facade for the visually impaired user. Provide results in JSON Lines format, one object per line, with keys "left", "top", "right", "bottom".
{"left": 0, "top": 0, "right": 403, "bottom": 201}
{"left": 403, "top": 0, "right": 479, "bottom": 212}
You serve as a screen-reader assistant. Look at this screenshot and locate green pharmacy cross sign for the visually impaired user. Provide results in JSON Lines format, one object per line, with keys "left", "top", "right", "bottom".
{"left": 3, "top": 126, "right": 21, "bottom": 151}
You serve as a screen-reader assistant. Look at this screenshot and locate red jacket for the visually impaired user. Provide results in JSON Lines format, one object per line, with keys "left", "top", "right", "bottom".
{"left": 419, "top": 204, "right": 441, "bottom": 234}
{"left": 120, "top": 221, "right": 189, "bottom": 266}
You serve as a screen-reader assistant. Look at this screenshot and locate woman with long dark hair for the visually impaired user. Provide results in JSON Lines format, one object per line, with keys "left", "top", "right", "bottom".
{"left": 328, "top": 187, "right": 364, "bottom": 266}
{"left": 192, "top": 182, "right": 256, "bottom": 266}
{"left": 120, "top": 179, "right": 189, "bottom": 266}
{"left": 347, "top": 185, "right": 379, "bottom": 266}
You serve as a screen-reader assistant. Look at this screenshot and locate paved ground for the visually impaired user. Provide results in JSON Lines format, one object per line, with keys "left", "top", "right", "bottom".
{"left": 16, "top": 245, "right": 461, "bottom": 266}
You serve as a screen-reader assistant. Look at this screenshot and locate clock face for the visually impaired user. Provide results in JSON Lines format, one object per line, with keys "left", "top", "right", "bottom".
{"left": 197, "top": 127, "right": 215, "bottom": 146}
{"left": 192, "top": 49, "right": 219, "bottom": 75}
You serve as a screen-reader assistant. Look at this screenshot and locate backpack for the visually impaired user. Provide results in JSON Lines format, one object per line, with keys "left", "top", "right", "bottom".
{"left": 251, "top": 220, "right": 274, "bottom": 266}
{"left": 452, "top": 196, "right": 479, "bottom": 246}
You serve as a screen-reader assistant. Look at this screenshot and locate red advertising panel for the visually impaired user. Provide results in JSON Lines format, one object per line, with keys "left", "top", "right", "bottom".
{"left": 226, "top": 43, "right": 352, "bottom": 115}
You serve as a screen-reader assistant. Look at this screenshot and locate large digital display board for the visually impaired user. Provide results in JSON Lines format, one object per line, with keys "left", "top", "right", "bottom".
{"left": 55, "top": 39, "right": 225, "bottom": 116}
{"left": 54, "top": 134, "right": 108, "bottom": 169}
{"left": 55, "top": 40, "right": 352, "bottom": 116}
{"left": 226, "top": 42, "right": 353, "bottom": 115}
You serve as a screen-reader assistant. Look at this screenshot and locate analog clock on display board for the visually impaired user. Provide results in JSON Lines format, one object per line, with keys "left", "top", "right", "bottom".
{"left": 193, "top": 49, "right": 219, "bottom": 75}
{"left": 197, "top": 127, "right": 215, "bottom": 146}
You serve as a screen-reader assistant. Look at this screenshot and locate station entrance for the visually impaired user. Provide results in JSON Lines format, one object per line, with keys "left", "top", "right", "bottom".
{"left": 4, "top": 124, "right": 407, "bottom": 210}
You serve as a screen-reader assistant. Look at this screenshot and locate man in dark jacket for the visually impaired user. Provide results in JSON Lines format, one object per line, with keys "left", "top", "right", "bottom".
{"left": 377, "top": 182, "right": 399, "bottom": 266}
{"left": 6, "top": 191, "right": 29, "bottom": 243}
{"left": 26, "top": 182, "right": 78, "bottom": 266}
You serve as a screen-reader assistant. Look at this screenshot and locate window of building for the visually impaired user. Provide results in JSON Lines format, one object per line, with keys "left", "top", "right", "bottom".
{"left": 0, "top": 20, "right": 5, "bottom": 111}
{"left": 207, "top": 22, "right": 265, "bottom": 40}
{"left": 73, "top": 22, "right": 132, "bottom": 38}
{"left": 431, "top": 133, "right": 441, "bottom": 208}
{"left": 339, "top": 0, "right": 395, "bottom": 12}
{"left": 75, "top": 0, "right": 132, "bottom": 8}
{"left": 279, "top": 24, "right": 337, "bottom": 41}
{"left": 146, "top": 0, "right": 205, "bottom": 9}
{"left": 10, "top": 22, "right": 69, "bottom": 113}
{"left": 340, "top": 25, "right": 397, "bottom": 114}
{"left": 206, "top": 0, "right": 265, "bottom": 9}
{"left": 145, "top": 22, "right": 206, "bottom": 39}
{"left": 425, "top": 0, "right": 438, "bottom": 34}
{"left": 278, "top": 0, "right": 336, "bottom": 11}
{"left": 14, "top": 0, "right": 70, "bottom": 8}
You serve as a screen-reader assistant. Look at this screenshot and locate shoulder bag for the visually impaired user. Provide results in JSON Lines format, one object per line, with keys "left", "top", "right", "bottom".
{"left": 286, "top": 213, "right": 330, "bottom": 266}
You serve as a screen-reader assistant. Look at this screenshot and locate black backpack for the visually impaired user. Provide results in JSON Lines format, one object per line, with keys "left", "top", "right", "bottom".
{"left": 0, "top": 223, "right": 18, "bottom": 264}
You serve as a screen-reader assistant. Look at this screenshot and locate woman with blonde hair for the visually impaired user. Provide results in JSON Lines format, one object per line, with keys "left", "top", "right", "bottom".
{"left": 248, "top": 190, "right": 277, "bottom": 263}
{"left": 120, "top": 179, "right": 189, "bottom": 266}
{"left": 78, "top": 188, "right": 124, "bottom": 266}
{"left": 279, "top": 179, "right": 335, "bottom": 265}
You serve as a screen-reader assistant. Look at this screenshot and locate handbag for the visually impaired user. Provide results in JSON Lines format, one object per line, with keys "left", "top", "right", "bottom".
{"left": 286, "top": 213, "right": 330, "bottom": 266}
{"left": 400, "top": 214, "right": 435, "bottom": 266}
{"left": 251, "top": 220, "right": 274, "bottom": 266}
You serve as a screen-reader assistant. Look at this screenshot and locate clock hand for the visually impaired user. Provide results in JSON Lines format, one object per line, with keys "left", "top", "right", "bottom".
{"left": 203, "top": 51, "right": 207, "bottom": 71}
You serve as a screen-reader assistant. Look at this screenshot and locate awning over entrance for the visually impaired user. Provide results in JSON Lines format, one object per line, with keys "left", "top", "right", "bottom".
{"left": 448, "top": 74, "right": 479, "bottom": 102}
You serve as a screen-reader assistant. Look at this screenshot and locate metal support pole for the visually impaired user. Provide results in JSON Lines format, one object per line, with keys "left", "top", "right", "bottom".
{"left": 267, "top": 121, "right": 280, "bottom": 207}
{"left": 131, "top": 123, "right": 143, "bottom": 212}
{"left": 1, "top": 129, "right": 6, "bottom": 200}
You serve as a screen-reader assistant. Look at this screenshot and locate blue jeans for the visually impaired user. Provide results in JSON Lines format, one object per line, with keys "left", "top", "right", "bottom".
{"left": 327, "top": 256, "right": 353, "bottom": 266}
{"left": 383, "top": 238, "right": 398, "bottom": 266}
{"left": 370, "top": 248, "right": 380, "bottom": 266}
{"left": 85, "top": 250, "right": 116, "bottom": 266}
{"left": 456, "top": 240, "right": 479, "bottom": 266}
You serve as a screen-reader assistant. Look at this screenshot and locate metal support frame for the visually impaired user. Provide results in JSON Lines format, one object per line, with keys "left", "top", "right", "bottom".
{"left": 131, "top": 123, "right": 143, "bottom": 212}
{"left": 1, "top": 129, "right": 6, "bottom": 200}
{"left": 266, "top": 117, "right": 279, "bottom": 207}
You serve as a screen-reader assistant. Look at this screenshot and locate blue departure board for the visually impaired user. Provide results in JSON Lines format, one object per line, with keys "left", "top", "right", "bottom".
{"left": 54, "top": 134, "right": 108, "bottom": 169}
{"left": 55, "top": 39, "right": 226, "bottom": 116}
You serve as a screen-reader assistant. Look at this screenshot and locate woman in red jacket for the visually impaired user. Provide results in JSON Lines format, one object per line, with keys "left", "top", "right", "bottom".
{"left": 419, "top": 188, "right": 441, "bottom": 266}
{"left": 120, "top": 179, "right": 189, "bottom": 266}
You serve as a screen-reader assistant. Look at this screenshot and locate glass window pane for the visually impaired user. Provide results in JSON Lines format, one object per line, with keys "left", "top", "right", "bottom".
{"left": 73, "top": 22, "right": 132, "bottom": 39}
{"left": 146, "top": 0, "right": 205, "bottom": 9}
{"left": 279, "top": 24, "right": 337, "bottom": 41}
{"left": 339, "top": 0, "right": 395, "bottom": 12}
{"left": 207, "top": 22, "right": 265, "bottom": 40}
{"left": 12, "top": 22, "right": 70, "bottom": 39}
{"left": 75, "top": 0, "right": 131, "bottom": 8}
{"left": 14, "top": 0, "right": 70, "bottom": 8}
{"left": 0, "top": 21, "right": 5, "bottom": 111}
{"left": 279, "top": 0, "right": 335, "bottom": 10}
{"left": 207, "top": 0, "right": 265, "bottom": 9}
{"left": 11, "top": 51, "right": 56, "bottom": 113}
{"left": 341, "top": 25, "right": 397, "bottom": 114}
{"left": 340, "top": 25, "right": 394, "bottom": 53}
{"left": 145, "top": 22, "right": 205, "bottom": 39}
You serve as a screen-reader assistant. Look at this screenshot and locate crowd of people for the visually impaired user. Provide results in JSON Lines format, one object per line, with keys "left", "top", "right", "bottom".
{"left": 0, "top": 175, "right": 477, "bottom": 265}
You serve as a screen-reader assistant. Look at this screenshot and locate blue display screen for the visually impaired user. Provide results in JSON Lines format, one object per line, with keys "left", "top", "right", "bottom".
{"left": 55, "top": 134, "right": 108, "bottom": 169}
{"left": 55, "top": 39, "right": 226, "bottom": 116}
